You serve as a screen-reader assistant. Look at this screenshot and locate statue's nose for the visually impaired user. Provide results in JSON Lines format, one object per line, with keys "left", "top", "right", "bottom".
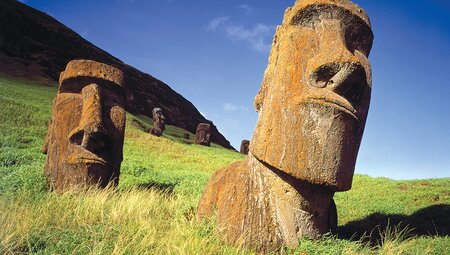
{"left": 305, "top": 19, "right": 369, "bottom": 104}
{"left": 69, "top": 84, "right": 109, "bottom": 153}
{"left": 309, "top": 62, "right": 367, "bottom": 102}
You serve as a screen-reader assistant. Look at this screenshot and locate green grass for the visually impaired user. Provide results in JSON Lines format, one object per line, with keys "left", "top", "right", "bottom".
{"left": 1, "top": 76, "right": 449, "bottom": 254}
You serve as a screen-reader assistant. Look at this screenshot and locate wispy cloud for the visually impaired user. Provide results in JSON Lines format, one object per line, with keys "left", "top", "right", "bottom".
{"left": 237, "top": 4, "right": 254, "bottom": 15}
{"left": 207, "top": 16, "right": 275, "bottom": 53}
{"left": 224, "top": 24, "right": 274, "bottom": 53}
{"left": 208, "top": 16, "right": 230, "bottom": 31}
{"left": 223, "top": 103, "right": 249, "bottom": 112}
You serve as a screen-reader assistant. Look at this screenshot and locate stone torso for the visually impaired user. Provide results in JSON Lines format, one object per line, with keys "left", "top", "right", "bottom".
{"left": 197, "top": 154, "right": 335, "bottom": 253}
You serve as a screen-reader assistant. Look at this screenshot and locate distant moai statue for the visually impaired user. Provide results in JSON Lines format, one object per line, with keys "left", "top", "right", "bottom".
{"left": 183, "top": 133, "right": 190, "bottom": 140}
{"left": 240, "top": 140, "right": 250, "bottom": 155}
{"left": 150, "top": 107, "right": 165, "bottom": 137}
{"left": 197, "top": 0, "right": 374, "bottom": 253}
{"left": 43, "top": 60, "right": 127, "bottom": 190}
{"left": 195, "top": 123, "right": 211, "bottom": 146}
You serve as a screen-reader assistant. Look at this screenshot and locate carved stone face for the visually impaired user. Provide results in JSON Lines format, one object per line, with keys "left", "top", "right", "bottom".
{"left": 240, "top": 140, "right": 250, "bottom": 155}
{"left": 44, "top": 60, "right": 126, "bottom": 189}
{"left": 195, "top": 123, "right": 211, "bottom": 146}
{"left": 152, "top": 107, "right": 165, "bottom": 131}
{"left": 251, "top": 0, "right": 373, "bottom": 191}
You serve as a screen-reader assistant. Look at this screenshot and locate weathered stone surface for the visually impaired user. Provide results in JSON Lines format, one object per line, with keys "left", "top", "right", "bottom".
{"left": 197, "top": 0, "right": 373, "bottom": 252}
{"left": 198, "top": 154, "right": 336, "bottom": 252}
{"left": 240, "top": 140, "right": 250, "bottom": 155}
{"left": 252, "top": 0, "right": 373, "bottom": 191}
{"left": 195, "top": 123, "right": 211, "bottom": 146}
{"left": 43, "top": 60, "right": 127, "bottom": 190}
{"left": 150, "top": 107, "right": 165, "bottom": 137}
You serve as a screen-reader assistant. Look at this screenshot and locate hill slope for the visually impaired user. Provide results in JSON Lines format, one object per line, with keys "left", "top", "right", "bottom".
{"left": 0, "top": 0, "right": 233, "bottom": 149}
{"left": 1, "top": 77, "right": 449, "bottom": 254}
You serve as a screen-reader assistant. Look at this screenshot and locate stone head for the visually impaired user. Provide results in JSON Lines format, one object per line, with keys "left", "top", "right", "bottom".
{"left": 240, "top": 140, "right": 250, "bottom": 155}
{"left": 250, "top": 0, "right": 373, "bottom": 191}
{"left": 195, "top": 123, "right": 211, "bottom": 146}
{"left": 152, "top": 107, "right": 165, "bottom": 131}
{"left": 43, "top": 60, "right": 126, "bottom": 189}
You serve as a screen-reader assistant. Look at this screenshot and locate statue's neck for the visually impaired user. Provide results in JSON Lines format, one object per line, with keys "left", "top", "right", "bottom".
{"left": 246, "top": 153, "right": 335, "bottom": 241}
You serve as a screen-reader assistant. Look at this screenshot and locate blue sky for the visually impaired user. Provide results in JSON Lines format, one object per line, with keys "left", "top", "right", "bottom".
{"left": 21, "top": 0, "right": 450, "bottom": 180}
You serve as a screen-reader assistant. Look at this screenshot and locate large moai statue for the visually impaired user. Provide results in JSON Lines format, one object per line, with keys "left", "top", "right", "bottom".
{"left": 195, "top": 123, "right": 211, "bottom": 146}
{"left": 150, "top": 107, "right": 165, "bottom": 137}
{"left": 240, "top": 140, "right": 250, "bottom": 155}
{"left": 43, "top": 60, "right": 127, "bottom": 190}
{"left": 197, "top": 0, "right": 373, "bottom": 252}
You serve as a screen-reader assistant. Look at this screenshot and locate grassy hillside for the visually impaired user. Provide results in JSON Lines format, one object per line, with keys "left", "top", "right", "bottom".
{"left": 0, "top": 76, "right": 449, "bottom": 254}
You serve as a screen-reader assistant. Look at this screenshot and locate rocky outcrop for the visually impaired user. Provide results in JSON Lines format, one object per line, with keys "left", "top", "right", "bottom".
{"left": 197, "top": 0, "right": 374, "bottom": 252}
{"left": 0, "top": 0, "right": 233, "bottom": 149}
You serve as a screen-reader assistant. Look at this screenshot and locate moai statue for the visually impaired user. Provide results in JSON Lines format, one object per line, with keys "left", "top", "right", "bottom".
{"left": 43, "top": 60, "right": 127, "bottom": 190}
{"left": 197, "top": 0, "right": 373, "bottom": 252}
{"left": 240, "top": 140, "right": 250, "bottom": 155}
{"left": 195, "top": 123, "right": 211, "bottom": 146}
{"left": 150, "top": 107, "right": 165, "bottom": 137}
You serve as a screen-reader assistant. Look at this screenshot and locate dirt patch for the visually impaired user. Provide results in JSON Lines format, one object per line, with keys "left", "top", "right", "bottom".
{"left": 399, "top": 185, "right": 408, "bottom": 190}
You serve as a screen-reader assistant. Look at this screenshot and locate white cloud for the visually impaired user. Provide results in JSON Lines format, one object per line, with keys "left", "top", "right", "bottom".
{"left": 207, "top": 16, "right": 230, "bottom": 31}
{"left": 223, "top": 103, "right": 239, "bottom": 111}
{"left": 237, "top": 4, "right": 254, "bottom": 15}
{"left": 223, "top": 103, "right": 249, "bottom": 112}
{"left": 224, "top": 23, "right": 274, "bottom": 53}
{"left": 207, "top": 17, "right": 275, "bottom": 53}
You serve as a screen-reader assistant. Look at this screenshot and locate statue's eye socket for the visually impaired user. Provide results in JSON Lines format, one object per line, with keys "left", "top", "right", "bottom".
{"left": 344, "top": 24, "right": 373, "bottom": 56}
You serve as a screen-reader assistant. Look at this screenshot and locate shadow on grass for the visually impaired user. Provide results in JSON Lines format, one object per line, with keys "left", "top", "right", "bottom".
{"left": 136, "top": 180, "right": 178, "bottom": 195}
{"left": 335, "top": 204, "right": 450, "bottom": 244}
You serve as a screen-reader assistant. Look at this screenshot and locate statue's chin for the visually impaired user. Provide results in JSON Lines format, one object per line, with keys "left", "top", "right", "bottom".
{"left": 60, "top": 158, "right": 116, "bottom": 188}
{"left": 250, "top": 99, "right": 364, "bottom": 191}
{"left": 293, "top": 101, "right": 361, "bottom": 190}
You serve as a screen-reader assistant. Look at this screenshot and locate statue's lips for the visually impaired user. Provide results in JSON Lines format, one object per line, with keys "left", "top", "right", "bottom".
{"left": 66, "top": 154, "right": 109, "bottom": 167}
{"left": 77, "top": 157, "right": 108, "bottom": 165}
{"left": 301, "top": 94, "right": 359, "bottom": 121}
